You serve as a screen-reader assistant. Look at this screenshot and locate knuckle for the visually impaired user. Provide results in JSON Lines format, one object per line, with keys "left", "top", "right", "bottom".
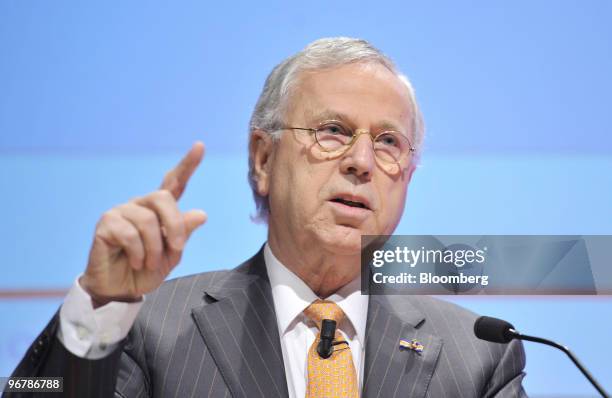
{"left": 140, "top": 208, "right": 159, "bottom": 227}
{"left": 123, "top": 228, "right": 140, "bottom": 243}
{"left": 144, "top": 189, "right": 175, "bottom": 207}
{"left": 128, "top": 195, "right": 142, "bottom": 204}
{"left": 157, "top": 188, "right": 174, "bottom": 200}
{"left": 118, "top": 202, "right": 137, "bottom": 213}
{"left": 98, "top": 210, "right": 118, "bottom": 226}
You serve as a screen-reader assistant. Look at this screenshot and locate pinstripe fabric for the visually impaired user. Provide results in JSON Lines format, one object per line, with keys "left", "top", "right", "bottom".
{"left": 365, "top": 295, "right": 528, "bottom": 398}
{"left": 191, "top": 276, "right": 289, "bottom": 398}
{"left": 6, "top": 247, "right": 527, "bottom": 398}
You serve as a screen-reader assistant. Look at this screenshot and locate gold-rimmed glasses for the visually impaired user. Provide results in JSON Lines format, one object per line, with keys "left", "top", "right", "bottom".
{"left": 278, "top": 119, "right": 415, "bottom": 165}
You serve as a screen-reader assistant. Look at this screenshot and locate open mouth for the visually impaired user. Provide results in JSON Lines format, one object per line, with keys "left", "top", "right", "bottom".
{"left": 331, "top": 198, "right": 370, "bottom": 210}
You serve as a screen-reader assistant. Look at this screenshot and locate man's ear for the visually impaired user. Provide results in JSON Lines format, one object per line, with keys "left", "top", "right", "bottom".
{"left": 249, "top": 129, "right": 275, "bottom": 197}
{"left": 403, "top": 161, "right": 417, "bottom": 184}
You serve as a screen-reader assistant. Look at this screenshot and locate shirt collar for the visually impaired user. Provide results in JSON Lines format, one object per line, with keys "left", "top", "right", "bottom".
{"left": 264, "top": 243, "right": 368, "bottom": 344}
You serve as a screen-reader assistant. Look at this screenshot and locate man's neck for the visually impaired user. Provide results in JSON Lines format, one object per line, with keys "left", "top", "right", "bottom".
{"left": 267, "top": 233, "right": 361, "bottom": 298}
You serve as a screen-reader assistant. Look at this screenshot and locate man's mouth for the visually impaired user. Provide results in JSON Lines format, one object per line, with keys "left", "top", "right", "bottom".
{"left": 330, "top": 197, "right": 370, "bottom": 210}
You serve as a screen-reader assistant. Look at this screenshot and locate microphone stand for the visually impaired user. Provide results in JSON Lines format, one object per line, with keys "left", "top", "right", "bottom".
{"left": 508, "top": 329, "right": 609, "bottom": 398}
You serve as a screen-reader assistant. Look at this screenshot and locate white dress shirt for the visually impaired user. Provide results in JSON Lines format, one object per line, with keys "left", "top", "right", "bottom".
{"left": 58, "top": 276, "right": 143, "bottom": 359}
{"left": 264, "top": 244, "right": 369, "bottom": 398}
{"left": 58, "top": 243, "right": 369, "bottom": 397}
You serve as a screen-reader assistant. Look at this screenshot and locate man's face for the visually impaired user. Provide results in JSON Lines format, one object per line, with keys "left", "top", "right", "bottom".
{"left": 261, "top": 63, "right": 416, "bottom": 255}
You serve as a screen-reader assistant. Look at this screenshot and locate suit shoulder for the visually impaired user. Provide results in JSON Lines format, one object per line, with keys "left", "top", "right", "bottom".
{"left": 410, "top": 295, "right": 480, "bottom": 324}
{"left": 142, "top": 269, "right": 230, "bottom": 310}
{"left": 388, "top": 295, "right": 486, "bottom": 346}
{"left": 385, "top": 294, "right": 480, "bottom": 327}
{"left": 163, "top": 269, "right": 231, "bottom": 291}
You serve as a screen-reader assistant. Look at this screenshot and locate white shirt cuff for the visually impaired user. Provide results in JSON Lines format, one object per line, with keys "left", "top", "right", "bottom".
{"left": 57, "top": 275, "right": 144, "bottom": 359}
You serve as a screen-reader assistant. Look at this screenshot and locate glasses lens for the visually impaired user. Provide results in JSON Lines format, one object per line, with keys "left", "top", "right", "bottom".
{"left": 373, "top": 132, "right": 410, "bottom": 163}
{"left": 315, "top": 122, "right": 353, "bottom": 151}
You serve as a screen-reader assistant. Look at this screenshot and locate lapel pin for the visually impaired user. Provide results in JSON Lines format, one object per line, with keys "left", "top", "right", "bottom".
{"left": 399, "top": 338, "right": 424, "bottom": 354}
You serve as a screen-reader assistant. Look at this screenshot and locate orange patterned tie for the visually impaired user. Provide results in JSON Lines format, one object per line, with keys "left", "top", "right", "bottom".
{"left": 304, "top": 299, "right": 359, "bottom": 398}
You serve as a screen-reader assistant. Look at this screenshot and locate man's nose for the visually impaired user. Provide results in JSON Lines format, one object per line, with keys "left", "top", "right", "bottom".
{"left": 339, "top": 131, "right": 376, "bottom": 180}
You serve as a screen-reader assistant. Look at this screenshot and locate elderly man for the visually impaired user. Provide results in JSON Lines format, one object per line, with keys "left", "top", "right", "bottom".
{"left": 8, "top": 37, "right": 527, "bottom": 397}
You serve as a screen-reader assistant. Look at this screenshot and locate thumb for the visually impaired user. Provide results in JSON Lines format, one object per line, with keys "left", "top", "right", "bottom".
{"left": 184, "top": 209, "right": 207, "bottom": 237}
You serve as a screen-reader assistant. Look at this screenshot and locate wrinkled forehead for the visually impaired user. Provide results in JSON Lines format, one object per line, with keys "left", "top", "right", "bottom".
{"left": 284, "top": 63, "right": 415, "bottom": 133}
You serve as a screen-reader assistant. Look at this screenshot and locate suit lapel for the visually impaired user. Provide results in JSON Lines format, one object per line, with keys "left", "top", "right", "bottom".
{"left": 191, "top": 250, "right": 289, "bottom": 398}
{"left": 363, "top": 296, "right": 442, "bottom": 398}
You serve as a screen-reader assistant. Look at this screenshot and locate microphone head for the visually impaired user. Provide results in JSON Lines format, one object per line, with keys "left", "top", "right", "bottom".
{"left": 474, "top": 316, "right": 516, "bottom": 343}
{"left": 320, "top": 319, "right": 337, "bottom": 340}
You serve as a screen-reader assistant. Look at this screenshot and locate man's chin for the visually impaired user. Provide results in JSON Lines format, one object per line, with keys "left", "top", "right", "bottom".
{"left": 316, "top": 224, "right": 366, "bottom": 255}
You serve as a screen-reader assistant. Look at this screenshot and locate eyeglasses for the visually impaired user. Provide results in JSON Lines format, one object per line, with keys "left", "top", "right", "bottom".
{"left": 278, "top": 120, "right": 415, "bottom": 165}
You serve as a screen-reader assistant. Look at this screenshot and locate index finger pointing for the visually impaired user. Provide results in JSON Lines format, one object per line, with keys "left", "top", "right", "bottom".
{"left": 160, "top": 141, "right": 205, "bottom": 199}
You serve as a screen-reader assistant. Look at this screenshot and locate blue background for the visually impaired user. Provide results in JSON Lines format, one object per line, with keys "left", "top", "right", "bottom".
{"left": 1, "top": 1, "right": 610, "bottom": 396}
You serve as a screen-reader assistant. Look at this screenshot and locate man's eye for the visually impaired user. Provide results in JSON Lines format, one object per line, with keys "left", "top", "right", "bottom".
{"left": 377, "top": 133, "right": 400, "bottom": 147}
{"left": 320, "top": 124, "right": 351, "bottom": 136}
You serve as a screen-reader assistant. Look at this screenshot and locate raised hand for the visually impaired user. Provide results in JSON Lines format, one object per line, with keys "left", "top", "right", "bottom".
{"left": 80, "top": 142, "right": 207, "bottom": 307}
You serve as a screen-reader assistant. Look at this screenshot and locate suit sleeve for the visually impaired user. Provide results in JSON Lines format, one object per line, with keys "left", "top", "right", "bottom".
{"left": 2, "top": 312, "right": 150, "bottom": 398}
{"left": 483, "top": 339, "right": 528, "bottom": 398}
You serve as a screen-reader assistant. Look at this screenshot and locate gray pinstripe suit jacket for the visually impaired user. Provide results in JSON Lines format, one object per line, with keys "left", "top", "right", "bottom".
{"left": 7, "top": 247, "right": 527, "bottom": 398}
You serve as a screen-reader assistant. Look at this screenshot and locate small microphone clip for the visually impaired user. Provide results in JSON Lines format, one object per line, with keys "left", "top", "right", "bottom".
{"left": 317, "top": 319, "right": 336, "bottom": 359}
{"left": 317, "top": 319, "right": 349, "bottom": 359}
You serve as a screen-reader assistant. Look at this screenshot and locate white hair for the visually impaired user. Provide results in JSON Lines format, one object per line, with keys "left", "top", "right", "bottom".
{"left": 248, "top": 37, "right": 425, "bottom": 222}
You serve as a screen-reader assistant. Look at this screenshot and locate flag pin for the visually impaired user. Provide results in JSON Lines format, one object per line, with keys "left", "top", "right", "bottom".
{"left": 399, "top": 339, "right": 424, "bottom": 354}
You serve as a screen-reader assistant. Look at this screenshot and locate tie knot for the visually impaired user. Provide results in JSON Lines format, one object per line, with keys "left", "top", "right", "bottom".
{"left": 303, "top": 299, "right": 346, "bottom": 328}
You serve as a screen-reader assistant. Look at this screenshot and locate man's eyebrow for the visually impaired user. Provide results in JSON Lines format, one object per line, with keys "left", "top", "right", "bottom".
{"left": 305, "top": 110, "right": 406, "bottom": 134}
{"left": 378, "top": 120, "right": 404, "bottom": 133}
{"left": 305, "top": 110, "right": 353, "bottom": 124}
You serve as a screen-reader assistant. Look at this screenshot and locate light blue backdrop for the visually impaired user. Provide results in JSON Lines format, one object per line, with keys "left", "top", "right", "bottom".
{"left": 1, "top": 1, "right": 610, "bottom": 396}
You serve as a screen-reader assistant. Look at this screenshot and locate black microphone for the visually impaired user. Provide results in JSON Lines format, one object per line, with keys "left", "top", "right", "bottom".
{"left": 474, "top": 316, "right": 609, "bottom": 398}
{"left": 317, "top": 319, "right": 350, "bottom": 359}
{"left": 317, "top": 319, "right": 337, "bottom": 359}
